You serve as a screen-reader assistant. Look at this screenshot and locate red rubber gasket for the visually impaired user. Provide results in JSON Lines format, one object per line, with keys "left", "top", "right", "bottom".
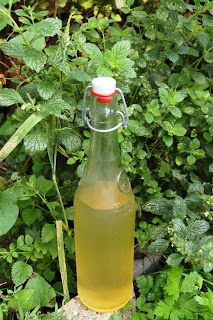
{"left": 90, "top": 89, "right": 117, "bottom": 103}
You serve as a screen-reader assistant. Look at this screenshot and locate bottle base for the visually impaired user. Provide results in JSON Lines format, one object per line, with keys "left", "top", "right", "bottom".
{"left": 78, "top": 295, "right": 132, "bottom": 313}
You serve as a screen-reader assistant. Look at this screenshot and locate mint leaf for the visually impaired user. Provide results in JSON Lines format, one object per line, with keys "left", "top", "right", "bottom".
{"left": 41, "top": 224, "right": 56, "bottom": 243}
{"left": 12, "top": 261, "right": 33, "bottom": 287}
{"left": 24, "top": 130, "right": 48, "bottom": 153}
{"left": 166, "top": 253, "right": 183, "bottom": 267}
{"left": 147, "top": 239, "right": 169, "bottom": 255}
{"left": 172, "top": 123, "right": 187, "bottom": 136}
{"left": 0, "top": 190, "right": 19, "bottom": 236}
{"left": 112, "top": 40, "right": 131, "bottom": 58}
{"left": 23, "top": 47, "right": 46, "bottom": 72}
{"left": 37, "top": 80, "right": 57, "bottom": 100}
{"left": 57, "top": 130, "right": 81, "bottom": 153}
{"left": 0, "top": 88, "right": 24, "bottom": 106}
{"left": 28, "top": 18, "right": 62, "bottom": 37}
{"left": 173, "top": 196, "right": 187, "bottom": 219}
{"left": 83, "top": 43, "right": 103, "bottom": 60}
{"left": 187, "top": 154, "right": 196, "bottom": 165}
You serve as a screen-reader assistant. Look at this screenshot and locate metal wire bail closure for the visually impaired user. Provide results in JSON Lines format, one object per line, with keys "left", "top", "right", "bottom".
{"left": 82, "top": 85, "right": 128, "bottom": 133}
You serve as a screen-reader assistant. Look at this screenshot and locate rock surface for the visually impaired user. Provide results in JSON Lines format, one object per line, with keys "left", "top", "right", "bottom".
{"left": 59, "top": 295, "right": 136, "bottom": 320}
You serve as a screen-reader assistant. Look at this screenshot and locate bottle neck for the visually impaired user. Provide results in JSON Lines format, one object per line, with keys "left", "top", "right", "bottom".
{"left": 83, "top": 95, "right": 121, "bottom": 182}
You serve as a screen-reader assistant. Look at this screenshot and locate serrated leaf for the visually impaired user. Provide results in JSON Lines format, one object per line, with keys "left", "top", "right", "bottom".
{"left": 57, "top": 130, "right": 81, "bottom": 153}
{"left": 197, "top": 32, "right": 211, "bottom": 49}
{"left": 68, "top": 69, "right": 92, "bottom": 82}
{"left": 8, "top": 289, "right": 35, "bottom": 313}
{"left": 176, "top": 45, "right": 199, "bottom": 57}
{"left": 37, "top": 80, "right": 57, "bottom": 100}
{"left": 83, "top": 43, "right": 102, "bottom": 60}
{"left": 12, "top": 261, "right": 33, "bottom": 287}
{"left": 143, "top": 198, "right": 173, "bottom": 217}
{"left": 41, "top": 224, "right": 56, "bottom": 243}
{"left": 0, "top": 42, "right": 24, "bottom": 60}
{"left": 26, "top": 273, "right": 56, "bottom": 307}
{"left": 0, "top": 88, "right": 24, "bottom": 107}
{"left": 24, "top": 130, "right": 48, "bottom": 153}
{"left": 166, "top": 253, "right": 183, "bottom": 267}
{"left": 112, "top": 40, "right": 131, "bottom": 58}
{"left": 172, "top": 123, "right": 187, "bottom": 136}
{"left": 171, "top": 107, "right": 182, "bottom": 118}
{"left": 97, "top": 64, "right": 113, "bottom": 77}
{"left": 165, "top": 266, "right": 183, "bottom": 300}
{"left": 0, "top": 13, "right": 10, "bottom": 31}
{"left": 35, "top": 176, "right": 54, "bottom": 196}
{"left": 28, "top": 18, "right": 62, "bottom": 38}
{"left": 154, "top": 299, "right": 173, "bottom": 319}
{"left": 23, "top": 47, "right": 46, "bottom": 72}
{"left": 43, "top": 95, "right": 71, "bottom": 116}
{"left": 172, "top": 218, "right": 186, "bottom": 237}
{"left": 181, "top": 271, "right": 203, "bottom": 293}
{"left": 187, "top": 220, "right": 210, "bottom": 239}
{"left": 0, "top": 190, "right": 19, "bottom": 236}
{"left": 189, "top": 138, "right": 200, "bottom": 150}
{"left": 173, "top": 196, "right": 187, "bottom": 219}
{"left": 159, "top": 160, "right": 170, "bottom": 178}
{"left": 187, "top": 155, "right": 196, "bottom": 165}
{"left": 163, "top": 135, "right": 173, "bottom": 147}
{"left": 147, "top": 239, "right": 169, "bottom": 255}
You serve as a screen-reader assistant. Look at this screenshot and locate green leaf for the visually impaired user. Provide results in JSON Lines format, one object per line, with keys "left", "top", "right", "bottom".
{"left": 97, "top": 64, "right": 113, "bottom": 77}
{"left": 8, "top": 289, "right": 35, "bottom": 313}
{"left": 24, "top": 130, "right": 48, "bottom": 153}
{"left": 0, "top": 42, "right": 24, "bottom": 60}
{"left": 165, "top": 266, "right": 183, "bottom": 300}
{"left": 0, "top": 88, "right": 24, "bottom": 107}
{"left": 21, "top": 208, "right": 43, "bottom": 226}
{"left": 12, "top": 261, "right": 33, "bottom": 287}
{"left": 25, "top": 274, "right": 56, "bottom": 307}
{"left": 34, "top": 176, "right": 54, "bottom": 196}
{"left": 197, "top": 32, "right": 211, "bottom": 49}
{"left": 176, "top": 45, "right": 199, "bottom": 57}
{"left": 172, "top": 123, "right": 187, "bottom": 136}
{"left": 37, "top": 81, "right": 57, "bottom": 100}
{"left": 41, "top": 224, "right": 56, "bottom": 243}
{"left": 163, "top": 135, "right": 173, "bottom": 147}
{"left": 23, "top": 47, "right": 46, "bottom": 72}
{"left": 154, "top": 299, "right": 173, "bottom": 319}
{"left": 0, "top": 190, "right": 19, "bottom": 236}
{"left": 57, "top": 130, "right": 81, "bottom": 153}
{"left": 189, "top": 138, "right": 200, "bottom": 150}
{"left": 173, "top": 196, "right": 187, "bottom": 219}
{"left": 112, "top": 40, "right": 131, "bottom": 58}
{"left": 181, "top": 271, "right": 203, "bottom": 293}
{"left": 28, "top": 18, "right": 62, "bottom": 37}
{"left": 136, "top": 275, "right": 153, "bottom": 295}
{"left": 0, "top": 13, "right": 10, "bottom": 31}
{"left": 187, "top": 155, "right": 196, "bottom": 165}
{"left": 144, "top": 112, "right": 154, "bottom": 123}
{"left": 171, "top": 107, "right": 182, "bottom": 118}
{"left": 158, "top": 161, "right": 170, "bottom": 178}
{"left": 166, "top": 253, "right": 183, "bottom": 267}
{"left": 83, "top": 43, "right": 103, "bottom": 60}
{"left": 43, "top": 95, "right": 71, "bottom": 117}
{"left": 187, "top": 220, "right": 210, "bottom": 239}
{"left": 147, "top": 239, "right": 169, "bottom": 255}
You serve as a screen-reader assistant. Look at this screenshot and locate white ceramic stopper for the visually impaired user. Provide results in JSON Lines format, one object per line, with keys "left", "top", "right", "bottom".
{"left": 92, "top": 77, "right": 116, "bottom": 95}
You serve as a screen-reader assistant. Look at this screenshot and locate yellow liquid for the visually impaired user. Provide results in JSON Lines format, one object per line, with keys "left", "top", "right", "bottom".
{"left": 74, "top": 180, "right": 135, "bottom": 312}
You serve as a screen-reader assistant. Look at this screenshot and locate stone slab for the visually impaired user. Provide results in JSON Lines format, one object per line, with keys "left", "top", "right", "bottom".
{"left": 59, "top": 295, "right": 135, "bottom": 320}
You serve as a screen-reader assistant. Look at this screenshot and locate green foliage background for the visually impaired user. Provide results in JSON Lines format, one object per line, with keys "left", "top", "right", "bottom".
{"left": 0, "top": 0, "right": 212, "bottom": 319}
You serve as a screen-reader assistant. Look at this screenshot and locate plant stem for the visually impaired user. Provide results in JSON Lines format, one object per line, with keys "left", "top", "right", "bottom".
{"left": 52, "top": 145, "right": 69, "bottom": 230}
{"left": 56, "top": 220, "right": 70, "bottom": 301}
{"left": 0, "top": 113, "right": 45, "bottom": 162}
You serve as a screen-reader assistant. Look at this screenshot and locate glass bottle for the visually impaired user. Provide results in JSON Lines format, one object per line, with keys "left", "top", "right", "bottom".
{"left": 74, "top": 77, "right": 135, "bottom": 312}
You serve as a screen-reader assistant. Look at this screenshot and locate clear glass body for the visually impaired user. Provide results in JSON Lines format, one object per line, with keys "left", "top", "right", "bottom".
{"left": 73, "top": 94, "right": 135, "bottom": 312}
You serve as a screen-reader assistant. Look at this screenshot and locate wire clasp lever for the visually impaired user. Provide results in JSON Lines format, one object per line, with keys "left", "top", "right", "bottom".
{"left": 82, "top": 85, "right": 128, "bottom": 133}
